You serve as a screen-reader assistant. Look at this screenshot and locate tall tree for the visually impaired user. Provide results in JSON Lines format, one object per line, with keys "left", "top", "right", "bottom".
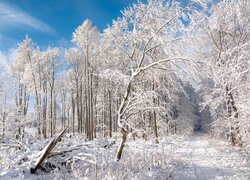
{"left": 67, "top": 19, "right": 100, "bottom": 139}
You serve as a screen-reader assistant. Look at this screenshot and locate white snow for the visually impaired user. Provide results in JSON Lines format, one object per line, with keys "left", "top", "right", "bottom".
{"left": 1, "top": 133, "right": 250, "bottom": 179}
{"left": 169, "top": 133, "right": 250, "bottom": 179}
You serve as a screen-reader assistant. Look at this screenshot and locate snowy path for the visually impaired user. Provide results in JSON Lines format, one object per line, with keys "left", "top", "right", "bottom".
{"left": 170, "top": 133, "right": 250, "bottom": 180}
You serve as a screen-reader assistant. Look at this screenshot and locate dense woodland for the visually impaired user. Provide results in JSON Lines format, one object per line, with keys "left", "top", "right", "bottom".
{"left": 0, "top": 0, "right": 249, "bottom": 160}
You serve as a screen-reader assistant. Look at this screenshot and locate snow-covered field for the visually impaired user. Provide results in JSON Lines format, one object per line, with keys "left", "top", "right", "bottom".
{"left": 0, "top": 133, "right": 250, "bottom": 180}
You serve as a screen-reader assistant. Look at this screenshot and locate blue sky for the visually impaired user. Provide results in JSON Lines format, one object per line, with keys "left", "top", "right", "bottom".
{"left": 0, "top": 0, "right": 195, "bottom": 68}
{"left": 0, "top": 0, "right": 148, "bottom": 52}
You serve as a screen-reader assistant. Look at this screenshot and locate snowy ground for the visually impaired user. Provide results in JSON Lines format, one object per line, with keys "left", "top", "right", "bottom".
{"left": 171, "top": 133, "right": 250, "bottom": 179}
{"left": 0, "top": 133, "right": 250, "bottom": 179}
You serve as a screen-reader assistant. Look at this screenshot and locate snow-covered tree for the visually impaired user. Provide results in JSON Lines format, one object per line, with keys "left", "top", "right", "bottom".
{"left": 193, "top": 0, "right": 250, "bottom": 146}
{"left": 66, "top": 19, "right": 100, "bottom": 139}
{"left": 10, "top": 36, "right": 60, "bottom": 138}
{"left": 100, "top": 0, "right": 198, "bottom": 160}
{"left": 9, "top": 36, "right": 32, "bottom": 138}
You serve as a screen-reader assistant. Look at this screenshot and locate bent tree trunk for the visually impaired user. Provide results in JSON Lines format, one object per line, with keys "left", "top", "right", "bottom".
{"left": 115, "top": 128, "right": 127, "bottom": 161}
{"left": 115, "top": 83, "right": 131, "bottom": 161}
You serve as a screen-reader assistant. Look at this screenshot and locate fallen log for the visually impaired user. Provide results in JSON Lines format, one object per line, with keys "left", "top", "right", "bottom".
{"left": 30, "top": 126, "right": 70, "bottom": 174}
{"left": 47, "top": 148, "right": 80, "bottom": 158}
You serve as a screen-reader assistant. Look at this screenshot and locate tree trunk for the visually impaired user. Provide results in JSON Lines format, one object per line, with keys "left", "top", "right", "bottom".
{"left": 102, "top": 84, "right": 106, "bottom": 137}
{"left": 115, "top": 128, "right": 127, "bottom": 161}
{"left": 76, "top": 83, "right": 80, "bottom": 134}
{"left": 226, "top": 84, "right": 241, "bottom": 146}
{"left": 90, "top": 71, "right": 94, "bottom": 140}
{"left": 108, "top": 89, "right": 112, "bottom": 137}
{"left": 53, "top": 83, "right": 56, "bottom": 134}
{"left": 72, "top": 93, "right": 75, "bottom": 134}
{"left": 42, "top": 88, "right": 47, "bottom": 138}
{"left": 115, "top": 83, "right": 131, "bottom": 161}
{"left": 153, "top": 111, "right": 159, "bottom": 143}
{"left": 152, "top": 79, "right": 159, "bottom": 143}
{"left": 50, "top": 87, "right": 53, "bottom": 137}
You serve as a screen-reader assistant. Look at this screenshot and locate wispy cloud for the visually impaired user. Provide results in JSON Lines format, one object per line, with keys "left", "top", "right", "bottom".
{"left": 0, "top": 2, "right": 55, "bottom": 34}
{"left": 0, "top": 48, "right": 16, "bottom": 67}
{"left": 0, "top": 51, "right": 8, "bottom": 68}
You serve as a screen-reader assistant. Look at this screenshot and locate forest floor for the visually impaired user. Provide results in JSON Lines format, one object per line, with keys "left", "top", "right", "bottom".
{"left": 0, "top": 132, "right": 250, "bottom": 179}
{"left": 171, "top": 133, "right": 250, "bottom": 179}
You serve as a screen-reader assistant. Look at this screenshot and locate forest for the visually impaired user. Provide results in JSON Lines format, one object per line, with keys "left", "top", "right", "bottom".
{"left": 0, "top": 0, "right": 250, "bottom": 179}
